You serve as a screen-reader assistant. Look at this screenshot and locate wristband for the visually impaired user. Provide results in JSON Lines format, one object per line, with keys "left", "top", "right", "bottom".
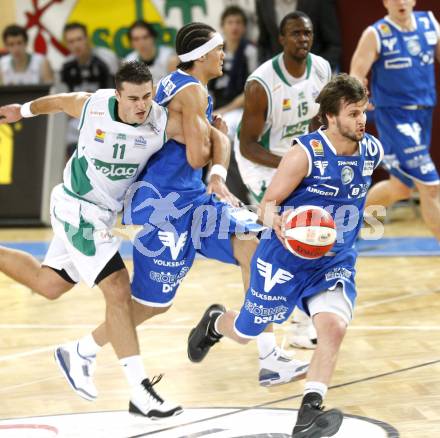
{"left": 209, "top": 164, "right": 227, "bottom": 182}
{"left": 20, "top": 101, "right": 36, "bottom": 118}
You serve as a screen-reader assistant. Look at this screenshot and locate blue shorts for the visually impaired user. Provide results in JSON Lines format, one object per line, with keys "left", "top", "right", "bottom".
{"left": 234, "top": 237, "right": 357, "bottom": 338}
{"left": 131, "top": 195, "right": 262, "bottom": 307}
{"left": 374, "top": 107, "right": 439, "bottom": 187}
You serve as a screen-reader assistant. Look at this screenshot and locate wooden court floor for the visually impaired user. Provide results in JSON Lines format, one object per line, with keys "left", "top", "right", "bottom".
{"left": 0, "top": 207, "right": 439, "bottom": 437}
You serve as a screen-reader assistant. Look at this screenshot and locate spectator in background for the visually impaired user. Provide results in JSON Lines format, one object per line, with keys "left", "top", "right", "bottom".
{"left": 0, "top": 24, "right": 53, "bottom": 85}
{"left": 61, "top": 22, "right": 113, "bottom": 158}
{"left": 124, "top": 20, "right": 177, "bottom": 84}
{"left": 255, "top": 0, "right": 341, "bottom": 71}
{"left": 209, "top": 5, "right": 258, "bottom": 202}
{"left": 61, "top": 22, "right": 112, "bottom": 92}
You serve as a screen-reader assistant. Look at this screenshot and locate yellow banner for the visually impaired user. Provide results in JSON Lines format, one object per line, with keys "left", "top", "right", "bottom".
{"left": 0, "top": 124, "right": 14, "bottom": 185}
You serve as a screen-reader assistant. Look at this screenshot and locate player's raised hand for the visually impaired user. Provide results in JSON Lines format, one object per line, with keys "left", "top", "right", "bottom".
{"left": 207, "top": 174, "right": 240, "bottom": 207}
{"left": 0, "top": 104, "right": 22, "bottom": 124}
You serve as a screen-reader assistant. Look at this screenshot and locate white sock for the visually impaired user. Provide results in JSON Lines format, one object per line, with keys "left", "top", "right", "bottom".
{"left": 77, "top": 334, "right": 101, "bottom": 357}
{"left": 257, "top": 332, "right": 277, "bottom": 359}
{"left": 304, "top": 381, "right": 328, "bottom": 399}
{"left": 120, "top": 355, "right": 147, "bottom": 389}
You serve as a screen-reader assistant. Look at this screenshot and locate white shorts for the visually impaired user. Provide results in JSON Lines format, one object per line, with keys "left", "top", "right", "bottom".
{"left": 307, "top": 286, "right": 352, "bottom": 325}
{"left": 43, "top": 184, "right": 121, "bottom": 287}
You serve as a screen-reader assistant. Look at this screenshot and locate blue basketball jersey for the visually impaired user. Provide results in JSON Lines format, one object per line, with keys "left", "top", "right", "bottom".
{"left": 282, "top": 128, "right": 384, "bottom": 260}
{"left": 129, "top": 70, "right": 214, "bottom": 224}
{"left": 371, "top": 11, "right": 438, "bottom": 107}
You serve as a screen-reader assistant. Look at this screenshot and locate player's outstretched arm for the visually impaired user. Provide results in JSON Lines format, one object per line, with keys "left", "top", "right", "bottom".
{"left": 350, "top": 27, "right": 379, "bottom": 85}
{"left": 239, "top": 80, "right": 282, "bottom": 168}
{"left": 0, "top": 92, "right": 91, "bottom": 125}
{"left": 259, "top": 144, "right": 309, "bottom": 242}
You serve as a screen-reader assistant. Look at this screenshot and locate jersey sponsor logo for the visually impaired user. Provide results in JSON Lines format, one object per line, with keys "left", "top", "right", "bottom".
{"left": 306, "top": 184, "right": 339, "bottom": 197}
{"left": 341, "top": 166, "right": 355, "bottom": 185}
{"left": 90, "top": 110, "right": 105, "bottom": 117}
{"left": 338, "top": 160, "right": 358, "bottom": 166}
{"left": 403, "top": 144, "right": 426, "bottom": 154}
{"left": 362, "top": 160, "right": 375, "bottom": 176}
{"left": 94, "top": 129, "right": 105, "bottom": 143}
{"left": 158, "top": 231, "right": 188, "bottom": 260}
{"left": 348, "top": 183, "right": 368, "bottom": 199}
{"left": 134, "top": 136, "right": 147, "bottom": 148}
{"left": 149, "top": 267, "right": 190, "bottom": 293}
{"left": 256, "top": 258, "right": 294, "bottom": 293}
{"left": 153, "top": 259, "right": 186, "bottom": 267}
{"left": 384, "top": 57, "right": 412, "bottom": 69}
{"left": 314, "top": 160, "right": 328, "bottom": 176}
{"left": 397, "top": 122, "right": 422, "bottom": 145}
{"left": 244, "top": 299, "right": 289, "bottom": 324}
{"left": 281, "top": 120, "right": 310, "bottom": 139}
{"left": 92, "top": 158, "right": 138, "bottom": 180}
{"left": 282, "top": 98, "right": 292, "bottom": 111}
{"left": 425, "top": 30, "right": 438, "bottom": 45}
{"left": 116, "top": 133, "right": 126, "bottom": 141}
{"left": 325, "top": 267, "right": 351, "bottom": 281}
{"left": 378, "top": 23, "right": 392, "bottom": 37}
{"left": 251, "top": 288, "right": 287, "bottom": 302}
{"left": 420, "top": 16, "right": 432, "bottom": 30}
{"left": 404, "top": 36, "right": 421, "bottom": 56}
{"left": 382, "top": 37, "right": 398, "bottom": 54}
{"left": 310, "top": 139, "right": 324, "bottom": 156}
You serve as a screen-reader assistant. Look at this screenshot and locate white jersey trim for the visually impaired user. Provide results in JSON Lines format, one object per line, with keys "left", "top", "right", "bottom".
{"left": 157, "top": 81, "right": 202, "bottom": 106}
{"left": 295, "top": 138, "right": 312, "bottom": 177}
{"left": 427, "top": 11, "right": 440, "bottom": 37}
{"left": 246, "top": 76, "right": 272, "bottom": 123}
{"left": 369, "top": 26, "right": 381, "bottom": 54}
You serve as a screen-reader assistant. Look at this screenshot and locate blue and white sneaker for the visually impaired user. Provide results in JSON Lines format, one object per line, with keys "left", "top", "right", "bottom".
{"left": 259, "top": 347, "right": 309, "bottom": 387}
{"left": 54, "top": 342, "right": 97, "bottom": 401}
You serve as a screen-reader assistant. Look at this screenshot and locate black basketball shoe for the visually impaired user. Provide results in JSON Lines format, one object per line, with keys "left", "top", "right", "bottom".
{"left": 292, "top": 399, "right": 343, "bottom": 437}
{"left": 187, "top": 304, "right": 225, "bottom": 363}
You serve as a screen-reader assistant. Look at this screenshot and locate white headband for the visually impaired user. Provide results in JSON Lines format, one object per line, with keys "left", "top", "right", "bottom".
{"left": 178, "top": 32, "right": 224, "bottom": 63}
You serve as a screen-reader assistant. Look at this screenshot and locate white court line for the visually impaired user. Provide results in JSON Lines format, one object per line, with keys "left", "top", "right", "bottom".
{"left": 356, "top": 289, "right": 437, "bottom": 310}
{"left": 0, "top": 324, "right": 192, "bottom": 330}
{"left": 349, "top": 325, "right": 440, "bottom": 331}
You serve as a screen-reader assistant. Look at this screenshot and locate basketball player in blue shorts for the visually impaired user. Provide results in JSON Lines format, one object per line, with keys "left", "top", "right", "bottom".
{"left": 350, "top": 0, "right": 440, "bottom": 240}
{"left": 188, "top": 74, "right": 384, "bottom": 437}
{"left": 58, "top": 22, "right": 309, "bottom": 404}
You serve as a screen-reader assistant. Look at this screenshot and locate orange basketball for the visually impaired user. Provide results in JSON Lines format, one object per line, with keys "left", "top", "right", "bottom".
{"left": 283, "top": 206, "right": 337, "bottom": 259}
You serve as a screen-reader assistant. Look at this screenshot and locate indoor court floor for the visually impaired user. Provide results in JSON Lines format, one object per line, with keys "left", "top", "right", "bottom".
{"left": 0, "top": 205, "right": 439, "bottom": 437}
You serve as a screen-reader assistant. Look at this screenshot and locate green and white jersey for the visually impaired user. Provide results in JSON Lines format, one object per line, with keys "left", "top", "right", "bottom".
{"left": 63, "top": 89, "right": 167, "bottom": 212}
{"left": 235, "top": 53, "right": 331, "bottom": 201}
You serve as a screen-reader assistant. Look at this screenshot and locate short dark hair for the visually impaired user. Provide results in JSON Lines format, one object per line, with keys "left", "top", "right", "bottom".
{"left": 128, "top": 20, "right": 158, "bottom": 41}
{"left": 63, "top": 22, "right": 88, "bottom": 37}
{"left": 2, "top": 24, "right": 28, "bottom": 44}
{"left": 279, "top": 11, "right": 312, "bottom": 36}
{"left": 175, "top": 22, "right": 216, "bottom": 70}
{"left": 316, "top": 74, "right": 368, "bottom": 126}
{"left": 221, "top": 5, "right": 247, "bottom": 27}
{"left": 115, "top": 61, "right": 153, "bottom": 90}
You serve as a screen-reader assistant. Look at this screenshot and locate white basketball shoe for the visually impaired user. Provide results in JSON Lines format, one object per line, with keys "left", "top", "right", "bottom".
{"left": 259, "top": 347, "right": 309, "bottom": 387}
{"left": 54, "top": 342, "right": 98, "bottom": 401}
{"left": 288, "top": 309, "right": 317, "bottom": 349}
{"left": 129, "top": 375, "right": 183, "bottom": 419}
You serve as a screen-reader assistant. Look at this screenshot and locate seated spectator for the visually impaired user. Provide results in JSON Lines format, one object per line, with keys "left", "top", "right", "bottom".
{"left": 93, "top": 46, "right": 120, "bottom": 75}
{"left": 256, "top": 0, "right": 341, "bottom": 71}
{"left": 0, "top": 24, "right": 53, "bottom": 85}
{"left": 61, "top": 22, "right": 112, "bottom": 92}
{"left": 61, "top": 22, "right": 113, "bottom": 159}
{"left": 124, "top": 20, "right": 177, "bottom": 84}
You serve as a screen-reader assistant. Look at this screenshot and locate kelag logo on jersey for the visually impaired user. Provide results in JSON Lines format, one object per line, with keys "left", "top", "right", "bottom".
{"left": 92, "top": 158, "right": 138, "bottom": 180}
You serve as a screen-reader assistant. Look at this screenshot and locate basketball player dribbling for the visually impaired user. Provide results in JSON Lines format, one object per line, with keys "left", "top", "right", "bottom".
{"left": 188, "top": 74, "right": 384, "bottom": 438}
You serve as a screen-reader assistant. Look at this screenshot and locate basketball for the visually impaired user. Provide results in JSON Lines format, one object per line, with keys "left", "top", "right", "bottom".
{"left": 283, "top": 206, "right": 337, "bottom": 259}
